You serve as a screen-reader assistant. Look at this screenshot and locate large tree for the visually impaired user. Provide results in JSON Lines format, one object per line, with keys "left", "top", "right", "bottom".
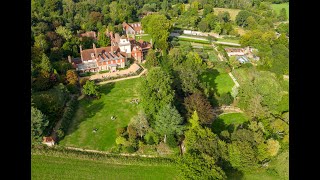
{"left": 141, "top": 14, "right": 172, "bottom": 52}
{"left": 154, "top": 104, "right": 184, "bottom": 143}
{"left": 144, "top": 49, "right": 159, "bottom": 69}
{"left": 176, "top": 153, "right": 227, "bottom": 180}
{"left": 128, "top": 111, "right": 150, "bottom": 139}
{"left": 31, "top": 106, "right": 49, "bottom": 143}
{"left": 184, "top": 93, "right": 214, "bottom": 125}
{"left": 140, "top": 67, "right": 175, "bottom": 122}
{"left": 82, "top": 80, "right": 100, "bottom": 98}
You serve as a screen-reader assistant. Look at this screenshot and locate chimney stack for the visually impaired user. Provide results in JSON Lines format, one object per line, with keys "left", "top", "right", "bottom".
{"left": 93, "top": 43, "right": 97, "bottom": 59}
{"left": 80, "top": 45, "right": 83, "bottom": 62}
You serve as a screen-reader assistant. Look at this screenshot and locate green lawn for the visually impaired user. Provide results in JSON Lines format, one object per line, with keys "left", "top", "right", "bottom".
{"left": 212, "top": 113, "right": 249, "bottom": 134}
{"left": 178, "top": 37, "right": 210, "bottom": 44}
{"left": 271, "top": 3, "right": 289, "bottom": 19}
{"left": 59, "top": 78, "right": 143, "bottom": 151}
{"left": 216, "top": 38, "right": 240, "bottom": 44}
{"left": 201, "top": 69, "right": 235, "bottom": 96}
{"left": 217, "top": 113, "right": 249, "bottom": 125}
{"left": 32, "top": 154, "right": 179, "bottom": 180}
{"left": 135, "top": 34, "right": 152, "bottom": 42}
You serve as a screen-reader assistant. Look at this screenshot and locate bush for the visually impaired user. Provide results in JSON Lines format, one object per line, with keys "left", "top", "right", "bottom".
{"left": 79, "top": 78, "right": 89, "bottom": 87}
{"left": 144, "top": 131, "right": 159, "bottom": 145}
{"left": 116, "top": 127, "right": 126, "bottom": 137}
{"left": 166, "top": 134, "right": 178, "bottom": 148}
{"left": 66, "top": 83, "right": 79, "bottom": 94}
{"left": 218, "top": 92, "right": 234, "bottom": 105}
{"left": 125, "top": 145, "right": 137, "bottom": 153}
{"left": 58, "top": 96, "right": 78, "bottom": 141}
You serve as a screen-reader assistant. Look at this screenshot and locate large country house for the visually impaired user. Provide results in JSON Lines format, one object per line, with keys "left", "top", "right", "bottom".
{"left": 69, "top": 32, "right": 151, "bottom": 73}
{"left": 122, "top": 22, "right": 144, "bottom": 35}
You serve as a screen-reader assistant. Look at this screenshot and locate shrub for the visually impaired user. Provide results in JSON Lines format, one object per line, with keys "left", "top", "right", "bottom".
{"left": 144, "top": 131, "right": 159, "bottom": 145}
{"left": 99, "top": 70, "right": 110, "bottom": 74}
{"left": 116, "top": 127, "right": 126, "bottom": 137}
{"left": 166, "top": 134, "right": 178, "bottom": 148}
{"left": 58, "top": 96, "right": 78, "bottom": 141}
{"left": 218, "top": 92, "right": 234, "bottom": 105}
{"left": 79, "top": 78, "right": 89, "bottom": 87}
{"left": 125, "top": 145, "right": 137, "bottom": 153}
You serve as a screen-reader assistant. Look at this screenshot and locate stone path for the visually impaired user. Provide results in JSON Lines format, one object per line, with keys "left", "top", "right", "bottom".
{"left": 97, "top": 68, "right": 147, "bottom": 85}
{"left": 85, "top": 63, "right": 141, "bottom": 81}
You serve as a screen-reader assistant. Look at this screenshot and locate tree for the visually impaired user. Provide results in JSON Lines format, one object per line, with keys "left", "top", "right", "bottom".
{"left": 141, "top": 14, "right": 172, "bottom": 52}
{"left": 278, "top": 8, "right": 287, "bottom": 21}
{"left": 97, "top": 30, "right": 110, "bottom": 47}
{"left": 276, "top": 23, "right": 289, "bottom": 36}
{"left": 228, "top": 141, "right": 259, "bottom": 171}
{"left": 176, "top": 153, "right": 227, "bottom": 180}
{"left": 34, "top": 34, "right": 49, "bottom": 52}
{"left": 203, "top": 4, "right": 213, "bottom": 17}
{"left": 198, "top": 19, "right": 209, "bottom": 32}
{"left": 82, "top": 80, "right": 100, "bottom": 98}
{"left": 154, "top": 104, "right": 184, "bottom": 143}
{"left": 214, "top": 23, "right": 222, "bottom": 34}
{"left": 184, "top": 93, "right": 214, "bottom": 125}
{"left": 218, "top": 12, "right": 230, "bottom": 23}
{"left": 140, "top": 67, "right": 174, "bottom": 121}
{"left": 236, "top": 10, "right": 257, "bottom": 27}
{"left": 246, "top": 16, "right": 258, "bottom": 30}
{"left": 40, "top": 53, "right": 52, "bottom": 75}
{"left": 144, "top": 49, "right": 159, "bottom": 69}
{"left": 55, "top": 26, "right": 73, "bottom": 41}
{"left": 129, "top": 111, "right": 150, "bottom": 139}
{"left": 31, "top": 106, "right": 49, "bottom": 142}
{"left": 266, "top": 138, "right": 280, "bottom": 156}
{"left": 66, "top": 70, "right": 78, "bottom": 85}
{"left": 205, "top": 13, "right": 218, "bottom": 30}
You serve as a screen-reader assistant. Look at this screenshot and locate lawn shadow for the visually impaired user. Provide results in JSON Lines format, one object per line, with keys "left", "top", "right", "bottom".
{"left": 201, "top": 68, "right": 220, "bottom": 107}
{"left": 99, "top": 82, "right": 115, "bottom": 95}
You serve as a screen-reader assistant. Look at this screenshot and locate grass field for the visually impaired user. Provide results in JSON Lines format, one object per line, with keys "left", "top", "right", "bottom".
{"left": 201, "top": 69, "right": 235, "bottom": 95}
{"left": 135, "top": 34, "right": 152, "bottom": 42}
{"left": 32, "top": 154, "right": 179, "bottom": 179}
{"left": 271, "top": 3, "right": 289, "bottom": 19}
{"left": 59, "top": 78, "right": 143, "bottom": 151}
{"left": 216, "top": 38, "right": 240, "bottom": 44}
{"left": 213, "top": 8, "right": 241, "bottom": 21}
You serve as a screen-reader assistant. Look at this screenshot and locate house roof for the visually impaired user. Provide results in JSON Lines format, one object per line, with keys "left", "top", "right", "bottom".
{"left": 81, "top": 46, "right": 120, "bottom": 61}
{"left": 43, "top": 136, "right": 54, "bottom": 142}
{"left": 225, "top": 48, "right": 244, "bottom": 53}
{"left": 80, "top": 31, "right": 97, "bottom": 39}
{"left": 123, "top": 22, "right": 142, "bottom": 33}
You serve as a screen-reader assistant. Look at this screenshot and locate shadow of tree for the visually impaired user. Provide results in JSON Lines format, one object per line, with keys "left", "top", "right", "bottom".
{"left": 211, "top": 117, "right": 227, "bottom": 135}
{"left": 62, "top": 83, "right": 115, "bottom": 138}
{"left": 200, "top": 68, "right": 220, "bottom": 107}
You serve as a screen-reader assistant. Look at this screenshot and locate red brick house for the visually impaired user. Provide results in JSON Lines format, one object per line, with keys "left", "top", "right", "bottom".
{"left": 69, "top": 43, "right": 126, "bottom": 73}
{"left": 122, "top": 22, "right": 144, "bottom": 35}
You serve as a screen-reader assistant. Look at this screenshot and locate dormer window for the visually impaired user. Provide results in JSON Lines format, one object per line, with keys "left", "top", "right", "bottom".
{"left": 91, "top": 53, "right": 95, "bottom": 58}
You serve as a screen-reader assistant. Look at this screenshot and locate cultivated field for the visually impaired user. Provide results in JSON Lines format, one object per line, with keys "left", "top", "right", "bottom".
{"left": 213, "top": 8, "right": 241, "bottom": 21}
{"left": 271, "top": 3, "right": 289, "bottom": 19}
{"left": 59, "top": 78, "right": 143, "bottom": 151}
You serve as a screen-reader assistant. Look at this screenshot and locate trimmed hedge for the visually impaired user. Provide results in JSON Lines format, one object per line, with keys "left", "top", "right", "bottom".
{"left": 57, "top": 95, "right": 79, "bottom": 141}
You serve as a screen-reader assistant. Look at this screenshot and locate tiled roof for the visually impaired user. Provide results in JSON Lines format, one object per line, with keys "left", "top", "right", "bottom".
{"left": 81, "top": 46, "right": 119, "bottom": 61}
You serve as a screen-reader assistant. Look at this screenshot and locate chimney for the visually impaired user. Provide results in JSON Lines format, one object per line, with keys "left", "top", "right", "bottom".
{"left": 93, "top": 43, "right": 97, "bottom": 59}
{"left": 80, "top": 45, "right": 83, "bottom": 62}
{"left": 68, "top": 56, "right": 72, "bottom": 63}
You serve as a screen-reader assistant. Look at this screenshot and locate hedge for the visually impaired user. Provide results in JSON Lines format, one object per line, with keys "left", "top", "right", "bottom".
{"left": 57, "top": 95, "right": 79, "bottom": 141}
